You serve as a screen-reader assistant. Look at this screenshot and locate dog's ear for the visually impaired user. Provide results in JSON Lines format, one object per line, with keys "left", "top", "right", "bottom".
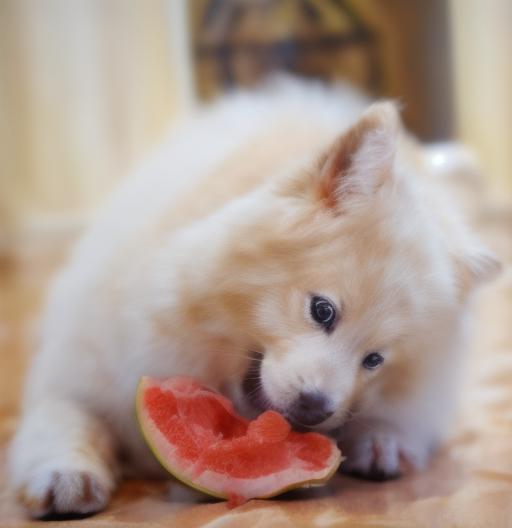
{"left": 456, "top": 245, "right": 502, "bottom": 293}
{"left": 316, "top": 101, "right": 399, "bottom": 209}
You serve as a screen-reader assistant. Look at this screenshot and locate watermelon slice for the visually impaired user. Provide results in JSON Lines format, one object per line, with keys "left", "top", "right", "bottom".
{"left": 136, "top": 376, "right": 342, "bottom": 505}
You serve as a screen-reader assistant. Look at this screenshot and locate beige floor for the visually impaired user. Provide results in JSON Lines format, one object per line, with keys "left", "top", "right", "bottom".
{"left": 1, "top": 178, "right": 512, "bottom": 527}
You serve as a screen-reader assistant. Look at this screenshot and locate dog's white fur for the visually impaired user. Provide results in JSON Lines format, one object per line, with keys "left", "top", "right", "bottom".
{"left": 9, "top": 77, "right": 500, "bottom": 517}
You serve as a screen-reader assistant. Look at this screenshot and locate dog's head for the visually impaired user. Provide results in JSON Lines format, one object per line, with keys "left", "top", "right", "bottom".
{"left": 216, "top": 103, "right": 500, "bottom": 431}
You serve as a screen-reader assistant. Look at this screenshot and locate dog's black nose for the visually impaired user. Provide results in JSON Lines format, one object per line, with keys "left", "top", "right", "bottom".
{"left": 289, "top": 391, "right": 334, "bottom": 427}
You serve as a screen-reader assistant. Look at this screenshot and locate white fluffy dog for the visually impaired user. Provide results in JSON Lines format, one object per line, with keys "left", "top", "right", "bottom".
{"left": 9, "top": 78, "right": 500, "bottom": 517}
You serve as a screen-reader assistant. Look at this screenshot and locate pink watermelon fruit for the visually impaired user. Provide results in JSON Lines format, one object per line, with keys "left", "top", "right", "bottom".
{"left": 136, "top": 376, "right": 342, "bottom": 505}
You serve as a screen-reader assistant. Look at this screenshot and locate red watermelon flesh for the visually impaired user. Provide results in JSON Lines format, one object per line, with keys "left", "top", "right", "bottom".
{"left": 136, "top": 376, "right": 342, "bottom": 504}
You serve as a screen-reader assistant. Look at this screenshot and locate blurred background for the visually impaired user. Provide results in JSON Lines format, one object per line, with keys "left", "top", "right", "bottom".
{"left": 0, "top": 0, "right": 511, "bottom": 250}
{"left": 0, "top": 0, "right": 511, "bottom": 415}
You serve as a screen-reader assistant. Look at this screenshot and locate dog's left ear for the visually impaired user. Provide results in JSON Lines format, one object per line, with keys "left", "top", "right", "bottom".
{"left": 316, "top": 101, "right": 399, "bottom": 209}
{"left": 456, "top": 245, "right": 502, "bottom": 293}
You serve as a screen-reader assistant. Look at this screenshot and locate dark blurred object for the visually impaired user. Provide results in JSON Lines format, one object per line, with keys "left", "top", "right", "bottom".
{"left": 194, "top": 0, "right": 380, "bottom": 93}
{"left": 190, "top": 0, "right": 453, "bottom": 141}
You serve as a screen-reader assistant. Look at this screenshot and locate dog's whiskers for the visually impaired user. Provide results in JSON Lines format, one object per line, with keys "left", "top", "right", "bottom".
{"left": 245, "top": 383, "right": 264, "bottom": 399}
{"left": 215, "top": 350, "right": 264, "bottom": 362}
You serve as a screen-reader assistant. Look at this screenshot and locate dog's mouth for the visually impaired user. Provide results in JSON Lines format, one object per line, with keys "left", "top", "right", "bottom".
{"left": 241, "top": 351, "right": 315, "bottom": 432}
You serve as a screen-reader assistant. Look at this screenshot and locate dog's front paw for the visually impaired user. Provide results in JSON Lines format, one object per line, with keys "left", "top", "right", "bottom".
{"left": 16, "top": 467, "right": 112, "bottom": 519}
{"left": 338, "top": 421, "right": 429, "bottom": 481}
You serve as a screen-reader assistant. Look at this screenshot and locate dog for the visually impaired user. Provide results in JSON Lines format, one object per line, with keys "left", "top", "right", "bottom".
{"left": 8, "top": 77, "right": 500, "bottom": 517}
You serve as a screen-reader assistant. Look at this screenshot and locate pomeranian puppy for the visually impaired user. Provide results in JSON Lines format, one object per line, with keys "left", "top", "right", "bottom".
{"left": 9, "top": 77, "right": 500, "bottom": 517}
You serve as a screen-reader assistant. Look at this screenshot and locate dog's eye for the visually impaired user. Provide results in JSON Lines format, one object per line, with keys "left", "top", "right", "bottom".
{"left": 310, "top": 296, "right": 337, "bottom": 332}
{"left": 362, "top": 351, "right": 384, "bottom": 370}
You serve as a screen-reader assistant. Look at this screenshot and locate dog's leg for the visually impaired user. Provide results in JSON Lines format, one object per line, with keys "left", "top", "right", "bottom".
{"left": 337, "top": 377, "right": 454, "bottom": 481}
{"left": 9, "top": 398, "right": 117, "bottom": 518}
{"left": 337, "top": 415, "right": 432, "bottom": 480}
{"left": 338, "top": 381, "right": 451, "bottom": 480}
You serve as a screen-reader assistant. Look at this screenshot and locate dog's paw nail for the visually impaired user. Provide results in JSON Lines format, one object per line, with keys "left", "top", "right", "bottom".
{"left": 339, "top": 429, "right": 411, "bottom": 481}
{"left": 18, "top": 469, "right": 111, "bottom": 519}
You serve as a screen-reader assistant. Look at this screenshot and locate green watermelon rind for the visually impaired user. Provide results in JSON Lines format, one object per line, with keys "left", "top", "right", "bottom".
{"left": 135, "top": 377, "right": 343, "bottom": 501}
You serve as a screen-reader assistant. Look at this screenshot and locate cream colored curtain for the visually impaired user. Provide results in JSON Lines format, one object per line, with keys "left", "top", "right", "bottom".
{"left": 451, "top": 0, "right": 512, "bottom": 199}
{"left": 1, "top": 0, "right": 510, "bottom": 245}
{"left": 0, "top": 0, "right": 194, "bottom": 240}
